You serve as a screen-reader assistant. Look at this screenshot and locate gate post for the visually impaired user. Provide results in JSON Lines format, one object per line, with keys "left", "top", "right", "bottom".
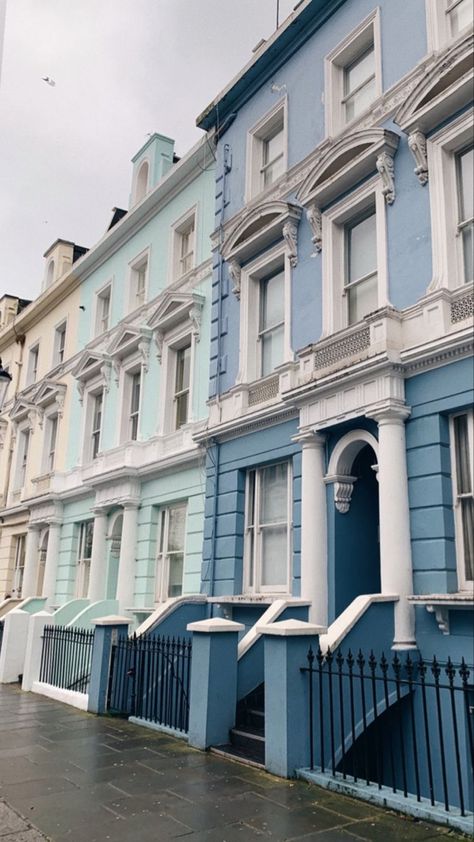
{"left": 261, "top": 619, "right": 324, "bottom": 778}
{"left": 187, "top": 618, "right": 244, "bottom": 749}
{"left": 88, "top": 615, "right": 132, "bottom": 715}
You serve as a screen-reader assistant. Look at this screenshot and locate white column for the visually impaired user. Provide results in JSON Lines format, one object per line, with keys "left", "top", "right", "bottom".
{"left": 41, "top": 520, "right": 61, "bottom": 606}
{"left": 87, "top": 508, "right": 108, "bottom": 603}
{"left": 116, "top": 503, "right": 138, "bottom": 612}
{"left": 370, "top": 406, "right": 416, "bottom": 649}
{"left": 21, "top": 526, "right": 40, "bottom": 598}
{"left": 296, "top": 431, "right": 328, "bottom": 626}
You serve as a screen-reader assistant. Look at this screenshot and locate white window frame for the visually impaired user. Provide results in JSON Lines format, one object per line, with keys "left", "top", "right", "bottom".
{"left": 14, "top": 425, "right": 30, "bottom": 490}
{"left": 26, "top": 343, "right": 40, "bottom": 386}
{"left": 321, "top": 175, "right": 389, "bottom": 335}
{"left": 81, "top": 377, "right": 106, "bottom": 464}
{"left": 450, "top": 410, "right": 474, "bottom": 591}
{"left": 237, "top": 241, "right": 292, "bottom": 385}
{"left": 170, "top": 207, "right": 197, "bottom": 281}
{"left": 90, "top": 389, "right": 104, "bottom": 460}
{"left": 133, "top": 157, "right": 150, "bottom": 205}
{"left": 43, "top": 411, "right": 58, "bottom": 474}
{"left": 53, "top": 320, "right": 67, "bottom": 367}
{"left": 128, "top": 248, "right": 150, "bottom": 312}
{"left": 160, "top": 329, "right": 195, "bottom": 435}
{"left": 243, "top": 461, "right": 292, "bottom": 595}
{"left": 426, "top": 0, "right": 473, "bottom": 52}
{"left": 94, "top": 281, "right": 113, "bottom": 336}
{"left": 75, "top": 520, "right": 93, "bottom": 599}
{"left": 173, "top": 343, "right": 192, "bottom": 430}
{"left": 427, "top": 111, "right": 473, "bottom": 291}
{"left": 12, "top": 534, "right": 26, "bottom": 597}
{"left": 324, "top": 9, "right": 382, "bottom": 137}
{"left": 118, "top": 357, "right": 143, "bottom": 443}
{"left": 155, "top": 502, "right": 188, "bottom": 602}
{"left": 245, "top": 97, "right": 288, "bottom": 201}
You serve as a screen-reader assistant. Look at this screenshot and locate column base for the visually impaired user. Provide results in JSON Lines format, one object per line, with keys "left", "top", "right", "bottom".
{"left": 391, "top": 640, "right": 418, "bottom": 651}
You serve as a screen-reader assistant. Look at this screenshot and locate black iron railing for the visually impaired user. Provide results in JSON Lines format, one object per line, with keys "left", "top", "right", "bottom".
{"left": 39, "top": 624, "right": 94, "bottom": 694}
{"left": 107, "top": 633, "right": 192, "bottom": 733}
{"left": 302, "top": 647, "right": 474, "bottom": 816}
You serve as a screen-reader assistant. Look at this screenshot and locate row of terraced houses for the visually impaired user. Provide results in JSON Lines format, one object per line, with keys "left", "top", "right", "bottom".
{"left": 0, "top": 0, "right": 472, "bottom": 830}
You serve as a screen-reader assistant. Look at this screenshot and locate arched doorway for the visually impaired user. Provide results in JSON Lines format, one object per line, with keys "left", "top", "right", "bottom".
{"left": 327, "top": 431, "right": 381, "bottom": 617}
{"left": 107, "top": 512, "right": 123, "bottom": 600}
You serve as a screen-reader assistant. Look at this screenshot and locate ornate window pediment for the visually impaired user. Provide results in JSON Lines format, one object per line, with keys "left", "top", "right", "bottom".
{"left": 72, "top": 351, "right": 108, "bottom": 383}
{"left": 222, "top": 201, "right": 302, "bottom": 272}
{"left": 34, "top": 380, "right": 66, "bottom": 416}
{"left": 395, "top": 35, "right": 473, "bottom": 136}
{"left": 9, "top": 398, "right": 39, "bottom": 428}
{"left": 106, "top": 323, "right": 152, "bottom": 369}
{"left": 147, "top": 291, "right": 205, "bottom": 362}
{"left": 297, "top": 128, "right": 400, "bottom": 210}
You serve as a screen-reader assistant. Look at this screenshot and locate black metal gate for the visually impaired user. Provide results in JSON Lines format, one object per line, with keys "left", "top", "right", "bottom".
{"left": 302, "top": 647, "right": 474, "bottom": 816}
{"left": 107, "top": 632, "right": 192, "bottom": 734}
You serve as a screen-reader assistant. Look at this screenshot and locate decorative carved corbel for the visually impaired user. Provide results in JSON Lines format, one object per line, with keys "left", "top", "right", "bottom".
{"left": 56, "top": 392, "right": 65, "bottom": 418}
{"left": 228, "top": 260, "right": 241, "bottom": 299}
{"left": 101, "top": 361, "right": 112, "bottom": 393}
{"left": 283, "top": 220, "right": 298, "bottom": 268}
{"left": 190, "top": 305, "right": 202, "bottom": 342}
{"left": 138, "top": 338, "right": 151, "bottom": 373}
{"left": 376, "top": 151, "right": 395, "bottom": 204}
{"left": 408, "top": 131, "right": 428, "bottom": 185}
{"left": 306, "top": 204, "right": 322, "bottom": 252}
{"left": 0, "top": 418, "right": 8, "bottom": 450}
{"left": 426, "top": 604, "right": 450, "bottom": 635}
{"left": 154, "top": 330, "right": 164, "bottom": 364}
{"left": 76, "top": 380, "right": 85, "bottom": 405}
{"left": 113, "top": 359, "right": 121, "bottom": 385}
{"left": 333, "top": 475, "right": 357, "bottom": 513}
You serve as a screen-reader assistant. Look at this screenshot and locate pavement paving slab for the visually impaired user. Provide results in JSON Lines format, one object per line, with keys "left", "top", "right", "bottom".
{"left": 0, "top": 684, "right": 468, "bottom": 842}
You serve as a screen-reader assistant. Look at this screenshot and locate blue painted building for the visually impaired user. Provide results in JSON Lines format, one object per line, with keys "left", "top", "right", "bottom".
{"left": 187, "top": 0, "right": 473, "bottom": 816}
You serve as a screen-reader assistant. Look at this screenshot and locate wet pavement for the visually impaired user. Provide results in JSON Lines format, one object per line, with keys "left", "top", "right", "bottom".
{"left": 0, "top": 684, "right": 466, "bottom": 842}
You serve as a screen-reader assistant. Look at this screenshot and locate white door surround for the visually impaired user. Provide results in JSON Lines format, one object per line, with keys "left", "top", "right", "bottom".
{"left": 297, "top": 413, "right": 416, "bottom": 649}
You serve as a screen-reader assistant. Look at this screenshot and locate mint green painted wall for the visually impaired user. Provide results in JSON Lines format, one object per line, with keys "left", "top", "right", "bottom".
{"left": 56, "top": 496, "right": 95, "bottom": 604}
{"left": 135, "top": 464, "right": 206, "bottom": 608}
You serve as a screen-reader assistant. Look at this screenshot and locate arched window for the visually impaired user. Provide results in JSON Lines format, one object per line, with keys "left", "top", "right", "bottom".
{"left": 135, "top": 160, "right": 149, "bottom": 204}
{"left": 46, "top": 259, "right": 55, "bottom": 287}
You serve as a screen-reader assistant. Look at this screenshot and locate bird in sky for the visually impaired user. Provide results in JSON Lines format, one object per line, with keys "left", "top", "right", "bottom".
{"left": 42, "top": 76, "right": 56, "bottom": 87}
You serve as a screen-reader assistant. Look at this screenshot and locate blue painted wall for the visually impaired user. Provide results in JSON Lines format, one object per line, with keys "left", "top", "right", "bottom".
{"left": 201, "top": 418, "right": 301, "bottom": 597}
{"left": 209, "top": 0, "right": 431, "bottom": 397}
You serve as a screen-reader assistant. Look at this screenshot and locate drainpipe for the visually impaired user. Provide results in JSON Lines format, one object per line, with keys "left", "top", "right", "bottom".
{"left": 207, "top": 138, "right": 232, "bottom": 599}
{"left": 2, "top": 330, "right": 25, "bottom": 505}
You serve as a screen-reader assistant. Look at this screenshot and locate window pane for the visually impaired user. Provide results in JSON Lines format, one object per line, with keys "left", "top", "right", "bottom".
{"left": 167, "top": 506, "right": 186, "bottom": 552}
{"left": 262, "top": 271, "right": 284, "bottom": 330}
{"left": 461, "top": 497, "right": 474, "bottom": 581}
{"left": 131, "top": 373, "right": 141, "bottom": 413}
{"left": 347, "top": 211, "right": 377, "bottom": 283}
{"left": 462, "top": 224, "right": 474, "bottom": 283}
{"left": 344, "top": 46, "right": 375, "bottom": 96}
{"left": 454, "top": 414, "right": 472, "bottom": 494}
{"left": 448, "top": 0, "right": 473, "bottom": 34}
{"left": 263, "top": 129, "right": 284, "bottom": 166}
{"left": 261, "top": 525, "right": 287, "bottom": 586}
{"left": 345, "top": 76, "right": 376, "bottom": 123}
{"left": 457, "top": 146, "right": 474, "bottom": 223}
{"left": 262, "top": 325, "right": 284, "bottom": 376}
{"left": 261, "top": 463, "right": 288, "bottom": 524}
{"left": 176, "top": 346, "right": 191, "bottom": 392}
{"left": 168, "top": 553, "right": 184, "bottom": 597}
{"left": 348, "top": 273, "right": 378, "bottom": 324}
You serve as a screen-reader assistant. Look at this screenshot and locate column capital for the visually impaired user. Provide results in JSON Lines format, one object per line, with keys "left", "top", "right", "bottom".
{"left": 367, "top": 403, "right": 411, "bottom": 425}
{"left": 122, "top": 500, "right": 140, "bottom": 511}
{"left": 26, "top": 523, "right": 42, "bottom": 533}
{"left": 292, "top": 429, "right": 326, "bottom": 448}
{"left": 45, "top": 518, "right": 62, "bottom": 528}
{"left": 92, "top": 506, "right": 109, "bottom": 517}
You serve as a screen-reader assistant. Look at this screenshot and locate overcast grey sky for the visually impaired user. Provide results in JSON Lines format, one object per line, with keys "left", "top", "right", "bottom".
{"left": 0, "top": 0, "right": 296, "bottom": 300}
